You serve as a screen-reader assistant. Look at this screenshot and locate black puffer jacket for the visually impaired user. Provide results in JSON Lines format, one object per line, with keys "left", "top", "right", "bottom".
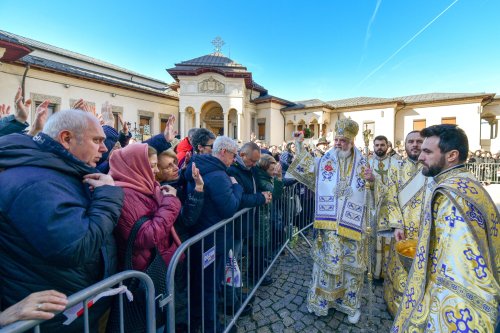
{"left": 0, "top": 133, "right": 124, "bottom": 332}
{"left": 227, "top": 154, "right": 265, "bottom": 209}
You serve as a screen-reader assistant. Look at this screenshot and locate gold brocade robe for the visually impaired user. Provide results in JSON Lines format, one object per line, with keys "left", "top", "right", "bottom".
{"left": 384, "top": 158, "right": 432, "bottom": 316}
{"left": 392, "top": 166, "right": 500, "bottom": 332}
{"left": 307, "top": 152, "right": 368, "bottom": 317}
{"left": 370, "top": 155, "right": 401, "bottom": 279}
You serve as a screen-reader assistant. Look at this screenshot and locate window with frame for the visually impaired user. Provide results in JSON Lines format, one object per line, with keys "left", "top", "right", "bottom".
{"left": 139, "top": 116, "right": 151, "bottom": 137}
{"left": 363, "top": 121, "right": 375, "bottom": 139}
{"left": 258, "top": 123, "right": 265, "bottom": 140}
{"left": 112, "top": 112, "right": 120, "bottom": 130}
{"left": 160, "top": 118, "right": 168, "bottom": 133}
{"left": 35, "top": 101, "right": 58, "bottom": 117}
{"left": 441, "top": 117, "right": 456, "bottom": 125}
{"left": 413, "top": 119, "right": 426, "bottom": 131}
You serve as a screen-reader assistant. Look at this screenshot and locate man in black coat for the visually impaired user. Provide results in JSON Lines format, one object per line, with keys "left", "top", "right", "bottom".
{"left": 0, "top": 109, "right": 124, "bottom": 332}
{"left": 227, "top": 142, "right": 273, "bottom": 286}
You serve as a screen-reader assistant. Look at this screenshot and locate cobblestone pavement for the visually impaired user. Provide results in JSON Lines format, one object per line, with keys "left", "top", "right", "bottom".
{"left": 235, "top": 230, "right": 393, "bottom": 333}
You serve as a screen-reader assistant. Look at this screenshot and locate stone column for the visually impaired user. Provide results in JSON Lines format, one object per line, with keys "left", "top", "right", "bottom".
{"left": 294, "top": 124, "right": 298, "bottom": 132}
{"left": 179, "top": 111, "right": 185, "bottom": 138}
{"left": 237, "top": 112, "right": 242, "bottom": 142}
{"left": 195, "top": 110, "right": 201, "bottom": 128}
{"left": 223, "top": 110, "right": 229, "bottom": 136}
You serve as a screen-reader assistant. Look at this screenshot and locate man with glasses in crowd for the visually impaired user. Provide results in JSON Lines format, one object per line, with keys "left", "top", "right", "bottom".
{"left": 185, "top": 136, "right": 243, "bottom": 333}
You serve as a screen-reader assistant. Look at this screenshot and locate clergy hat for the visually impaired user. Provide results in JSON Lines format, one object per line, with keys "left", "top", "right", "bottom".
{"left": 335, "top": 118, "right": 359, "bottom": 140}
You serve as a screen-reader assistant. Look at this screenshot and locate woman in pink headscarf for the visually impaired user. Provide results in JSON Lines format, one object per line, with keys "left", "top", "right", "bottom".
{"left": 109, "top": 143, "right": 181, "bottom": 271}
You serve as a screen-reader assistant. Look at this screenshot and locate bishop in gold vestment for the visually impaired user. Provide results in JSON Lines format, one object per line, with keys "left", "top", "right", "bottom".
{"left": 306, "top": 119, "right": 368, "bottom": 324}
{"left": 393, "top": 125, "right": 499, "bottom": 332}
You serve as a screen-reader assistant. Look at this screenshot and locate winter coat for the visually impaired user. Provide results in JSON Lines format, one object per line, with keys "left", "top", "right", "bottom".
{"left": 161, "top": 178, "right": 204, "bottom": 242}
{"left": 184, "top": 154, "right": 243, "bottom": 253}
{"left": 227, "top": 154, "right": 266, "bottom": 209}
{"left": 109, "top": 144, "right": 181, "bottom": 271}
{"left": 227, "top": 154, "right": 266, "bottom": 240}
{"left": 253, "top": 167, "right": 284, "bottom": 247}
{"left": 175, "top": 136, "right": 193, "bottom": 167}
{"left": 0, "top": 115, "right": 28, "bottom": 137}
{"left": 0, "top": 133, "right": 124, "bottom": 332}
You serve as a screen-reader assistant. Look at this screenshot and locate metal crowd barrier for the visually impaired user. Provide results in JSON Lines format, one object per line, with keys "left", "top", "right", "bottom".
{"left": 465, "top": 162, "right": 500, "bottom": 184}
{"left": 0, "top": 271, "right": 156, "bottom": 333}
{"left": 1, "top": 182, "right": 316, "bottom": 333}
{"left": 165, "top": 181, "right": 315, "bottom": 333}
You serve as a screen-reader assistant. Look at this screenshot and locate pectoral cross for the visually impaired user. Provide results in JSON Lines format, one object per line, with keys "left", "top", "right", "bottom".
{"left": 375, "top": 159, "right": 388, "bottom": 184}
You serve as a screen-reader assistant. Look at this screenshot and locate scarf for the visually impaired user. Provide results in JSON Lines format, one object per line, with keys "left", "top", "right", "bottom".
{"left": 314, "top": 147, "right": 367, "bottom": 241}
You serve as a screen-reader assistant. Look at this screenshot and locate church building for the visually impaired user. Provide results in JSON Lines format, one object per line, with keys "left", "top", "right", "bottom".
{"left": 1, "top": 30, "right": 499, "bottom": 153}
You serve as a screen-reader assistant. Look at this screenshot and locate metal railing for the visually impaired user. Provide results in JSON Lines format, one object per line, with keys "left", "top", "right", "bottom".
{"left": 165, "top": 181, "right": 315, "bottom": 333}
{"left": 1, "top": 182, "right": 316, "bottom": 333}
{"left": 0, "top": 271, "right": 156, "bottom": 333}
{"left": 465, "top": 162, "right": 500, "bottom": 184}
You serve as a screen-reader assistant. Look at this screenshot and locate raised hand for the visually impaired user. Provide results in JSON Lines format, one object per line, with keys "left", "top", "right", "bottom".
{"left": 181, "top": 151, "right": 192, "bottom": 170}
{"left": 28, "top": 100, "right": 49, "bottom": 136}
{"left": 14, "top": 87, "right": 31, "bottom": 123}
{"left": 163, "top": 115, "right": 178, "bottom": 142}
{"left": 192, "top": 162, "right": 204, "bottom": 191}
{"left": 118, "top": 114, "right": 129, "bottom": 134}
{"left": 0, "top": 104, "right": 11, "bottom": 118}
{"left": 100, "top": 102, "right": 114, "bottom": 127}
{"left": 72, "top": 99, "right": 95, "bottom": 116}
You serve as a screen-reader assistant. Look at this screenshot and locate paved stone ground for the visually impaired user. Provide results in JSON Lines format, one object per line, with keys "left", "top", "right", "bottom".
{"left": 235, "top": 230, "right": 393, "bottom": 333}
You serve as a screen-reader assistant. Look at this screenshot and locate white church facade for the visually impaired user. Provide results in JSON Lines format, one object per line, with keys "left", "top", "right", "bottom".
{"left": 1, "top": 30, "right": 499, "bottom": 153}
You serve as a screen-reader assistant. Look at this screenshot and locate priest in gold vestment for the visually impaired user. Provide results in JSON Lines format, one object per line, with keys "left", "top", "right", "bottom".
{"left": 365, "top": 135, "right": 401, "bottom": 280}
{"left": 392, "top": 125, "right": 499, "bottom": 332}
{"left": 300, "top": 119, "right": 368, "bottom": 324}
{"left": 381, "top": 131, "right": 433, "bottom": 316}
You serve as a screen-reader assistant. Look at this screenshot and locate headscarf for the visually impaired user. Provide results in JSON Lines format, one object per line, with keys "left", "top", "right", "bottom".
{"left": 109, "top": 143, "right": 161, "bottom": 202}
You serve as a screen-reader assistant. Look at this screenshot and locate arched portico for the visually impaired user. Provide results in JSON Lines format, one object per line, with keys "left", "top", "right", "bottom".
{"left": 201, "top": 101, "right": 224, "bottom": 136}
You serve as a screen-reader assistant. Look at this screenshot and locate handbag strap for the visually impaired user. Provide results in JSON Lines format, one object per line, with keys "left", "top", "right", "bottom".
{"left": 124, "top": 215, "right": 150, "bottom": 270}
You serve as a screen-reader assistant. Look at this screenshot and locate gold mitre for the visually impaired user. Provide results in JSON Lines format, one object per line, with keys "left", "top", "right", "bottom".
{"left": 335, "top": 118, "right": 359, "bottom": 140}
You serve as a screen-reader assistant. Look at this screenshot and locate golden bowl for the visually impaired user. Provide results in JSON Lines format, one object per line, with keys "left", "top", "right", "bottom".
{"left": 395, "top": 239, "right": 418, "bottom": 273}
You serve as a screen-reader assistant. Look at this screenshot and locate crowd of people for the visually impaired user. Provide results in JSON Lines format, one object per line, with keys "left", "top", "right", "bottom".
{"left": 0, "top": 88, "right": 294, "bottom": 333}
{"left": 0, "top": 87, "right": 498, "bottom": 333}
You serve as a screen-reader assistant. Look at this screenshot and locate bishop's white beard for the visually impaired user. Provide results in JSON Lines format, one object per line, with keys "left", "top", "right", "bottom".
{"left": 334, "top": 147, "right": 353, "bottom": 159}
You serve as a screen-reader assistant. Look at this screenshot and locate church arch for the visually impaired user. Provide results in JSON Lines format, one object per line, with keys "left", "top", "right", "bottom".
{"left": 201, "top": 100, "right": 224, "bottom": 136}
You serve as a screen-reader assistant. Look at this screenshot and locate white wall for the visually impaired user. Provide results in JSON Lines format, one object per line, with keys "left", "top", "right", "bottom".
{"left": 396, "top": 103, "right": 482, "bottom": 151}
{"left": 336, "top": 107, "right": 396, "bottom": 149}
{"left": 0, "top": 63, "right": 178, "bottom": 135}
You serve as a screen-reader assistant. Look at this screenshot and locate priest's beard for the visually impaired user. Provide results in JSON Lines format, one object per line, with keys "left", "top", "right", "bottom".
{"left": 422, "top": 155, "right": 446, "bottom": 177}
{"left": 375, "top": 149, "right": 387, "bottom": 158}
{"left": 335, "top": 146, "right": 353, "bottom": 159}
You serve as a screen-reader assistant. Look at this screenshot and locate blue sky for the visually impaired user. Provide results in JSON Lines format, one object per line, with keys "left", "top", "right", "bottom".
{"left": 1, "top": 0, "right": 499, "bottom": 102}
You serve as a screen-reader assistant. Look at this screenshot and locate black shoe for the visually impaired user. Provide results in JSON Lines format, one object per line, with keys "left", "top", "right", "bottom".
{"left": 261, "top": 276, "right": 274, "bottom": 286}
{"left": 239, "top": 303, "right": 253, "bottom": 317}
